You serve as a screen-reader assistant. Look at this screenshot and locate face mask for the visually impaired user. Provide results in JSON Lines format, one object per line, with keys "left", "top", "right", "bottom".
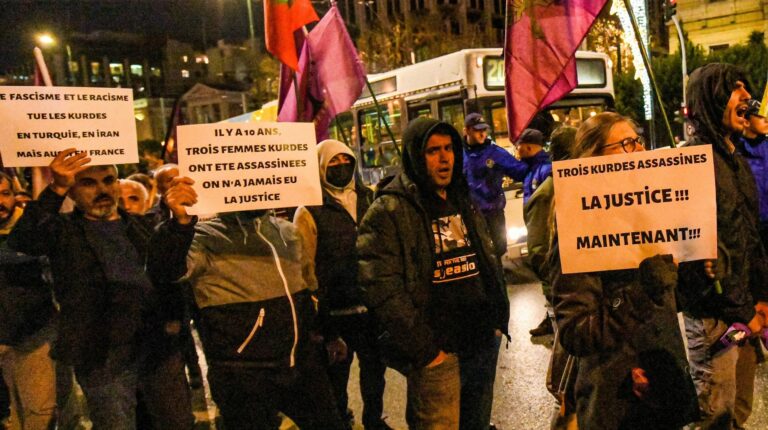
{"left": 326, "top": 163, "right": 355, "bottom": 188}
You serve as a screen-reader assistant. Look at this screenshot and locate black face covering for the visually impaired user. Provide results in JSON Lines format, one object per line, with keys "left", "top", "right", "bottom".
{"left": 326, "top": 163, "right": 355, "bottom": 188}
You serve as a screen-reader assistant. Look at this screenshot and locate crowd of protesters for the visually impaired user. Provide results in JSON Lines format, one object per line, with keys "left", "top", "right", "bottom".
{"left": 0, "top": 61, "right": 766, "bottom": 430}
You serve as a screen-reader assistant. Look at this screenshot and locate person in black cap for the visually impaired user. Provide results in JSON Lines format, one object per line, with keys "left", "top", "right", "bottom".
{"left": 737, "top": 99, "right": 768, "bottom": 244}
{"left": 516, "top": 128, "right": 552, "bottom": 204}
{"left": 462, "top": 112, "right": 528, "bottom": 257}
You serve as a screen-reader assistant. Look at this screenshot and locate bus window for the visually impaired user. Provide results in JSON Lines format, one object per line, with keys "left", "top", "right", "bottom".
{"left": 358, "top": 102, "right": 403, "bottom": 170}
{"left": 329, "top": 112, "right": 355, "bottom": 147}
{"left": 408, "top": 104, "right": 432, "bottom": 120}
{"left": 439, "top": 100, "right": 464, "bottom": 133}
{"left": 484, "top": 101, "right": 511, "bottom": 148}
{"left": 547, "top": 103, "right": 608, "bottom": 129}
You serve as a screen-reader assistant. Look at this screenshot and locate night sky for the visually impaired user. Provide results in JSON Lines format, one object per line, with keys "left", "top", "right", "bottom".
{"left": 0, "top": 0, "right": 258, "bottom": 71}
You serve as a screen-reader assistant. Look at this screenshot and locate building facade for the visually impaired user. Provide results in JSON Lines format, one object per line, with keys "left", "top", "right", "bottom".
{"left": 667, "top": 0, "right": 768, "bottom": 53}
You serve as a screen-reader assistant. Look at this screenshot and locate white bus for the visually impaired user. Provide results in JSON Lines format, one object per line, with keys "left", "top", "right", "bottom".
{"left": 330, "top": 48, "right": 614, "bottom": 185}
{"left": 327, "top": 48, "right": 614, "bottom": 261}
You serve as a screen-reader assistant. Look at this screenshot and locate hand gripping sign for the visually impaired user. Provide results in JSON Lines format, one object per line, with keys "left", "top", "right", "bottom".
{"left": 0, "top": 86, "right": 137, "bottom": 167}
{"left": 177, "top": 122, "right": 322, "bottom": 215}
{"left": 552, "top": 145, "right": 716, "bottom": 274}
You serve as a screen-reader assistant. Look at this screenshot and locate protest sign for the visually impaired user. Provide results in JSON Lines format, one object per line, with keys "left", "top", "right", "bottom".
{"left": 552, "top": 145, "right": 716, "bottom": 274}
{"left": 0, "top": 86, "right": 137, "bottom": 167}
{"left": 177, "top": 122, "right": 322, "bottom": 215}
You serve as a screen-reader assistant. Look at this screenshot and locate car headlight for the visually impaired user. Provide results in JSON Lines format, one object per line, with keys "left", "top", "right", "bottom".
{"left": 507, "top": 226, "right": 528, "bottom": 243}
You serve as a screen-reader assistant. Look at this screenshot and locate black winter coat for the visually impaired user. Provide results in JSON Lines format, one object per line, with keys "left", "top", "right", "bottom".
{"left": 357, "top": 173, "right": 508, "bottom": 375}
{"left": 678, "top": 139, "right": 768, "bottom": 324}
{"left": 8, "top": 187, "right": 162, "bottom": 370}
{"left": 552, "top": 250, "right": 699, "bottom": 430}
{"left": 0, "top": 247, "right": 55, "bottom": 345}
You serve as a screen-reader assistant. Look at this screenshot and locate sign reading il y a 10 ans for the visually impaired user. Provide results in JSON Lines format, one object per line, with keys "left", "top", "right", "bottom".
{"left": 552, "top": 145, "right": 716, "bottom": 274}
{"left": 177, "top": 122, "right": 322, "bottom": 215}
{"left": 0, "top": 87, "right": 137, "bottom": 167}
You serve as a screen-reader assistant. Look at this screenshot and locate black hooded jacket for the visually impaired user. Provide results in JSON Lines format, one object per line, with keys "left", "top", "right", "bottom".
{"left": 678, "top": 63, "right": 768, "bottom": 324}
{"left": 357, "top": 118, "right": 509, "bottom": 375}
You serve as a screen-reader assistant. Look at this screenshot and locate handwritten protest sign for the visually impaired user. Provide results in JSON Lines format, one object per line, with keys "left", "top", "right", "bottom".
{"left": 552, "top": 145, "right": 716, "bottom": 274}
{"left": 177, "top": 122, "right": 322, "bottom": 215}
{"left": 0, "top": 86, "right": 137, "bottom": 167}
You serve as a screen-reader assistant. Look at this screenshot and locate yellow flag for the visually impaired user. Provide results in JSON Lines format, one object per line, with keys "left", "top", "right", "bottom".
{"left": 760, "top": 80, "right": 768, "bottom": 117}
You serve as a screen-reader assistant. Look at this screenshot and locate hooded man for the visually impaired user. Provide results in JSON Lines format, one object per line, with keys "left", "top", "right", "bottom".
{"left": 358, "top": 118, "right": 509, "bottom": 429}
{"left": 737, "top": 99, "right": 768, "bottom": 244}
{"left": 462, "top": 112, "right": 528, "bottom": 257}
{"left": 678, "top": 64, "right": 768, "bottom": 429}
{"left": 294, "top": 140, "right": 391, "bottom": 430}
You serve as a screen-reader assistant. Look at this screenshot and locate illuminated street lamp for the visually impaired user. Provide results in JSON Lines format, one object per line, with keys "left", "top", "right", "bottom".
{"left": 34, "top": 32, "right": 72, "bottom": 85}
{"left": 36, "top": 33, "right": 56, "bottom": 48}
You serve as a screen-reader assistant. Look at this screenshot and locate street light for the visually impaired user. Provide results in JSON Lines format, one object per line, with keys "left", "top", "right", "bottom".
{"left": 35, "top": 32, "right": 73, "bottom": 86}
{"left": 36, "top": 33, "right": 56, "bottom": 48}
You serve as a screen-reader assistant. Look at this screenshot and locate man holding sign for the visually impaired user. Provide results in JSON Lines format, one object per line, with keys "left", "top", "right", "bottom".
{"left": 7, "top": 149, "right": 194, "bottom": 429}
{"left": 679, "top": 64, "right": 768, "bottom": 429}
{"left": 149, "top": 176, "right": 345, "bottom": 429}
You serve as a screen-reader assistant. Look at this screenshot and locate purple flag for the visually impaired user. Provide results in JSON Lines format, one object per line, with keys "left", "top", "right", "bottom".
{"left": 505, "top": 0, "right": 608, "bottom": 142}
{"left": 277, "top": 36, "right": 317, "bottom": 123}
{"left": 278, "top": 4, "right": 366, "bottom": 141}
{"left": 305, "top": 4, "right": 366, "bottom": 140}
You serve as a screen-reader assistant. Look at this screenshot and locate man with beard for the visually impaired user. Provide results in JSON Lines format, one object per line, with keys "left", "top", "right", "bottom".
{"left": 0, "top": 172, "right": 57, "bottom": 429}
{"left": 678, "top": 64, "right": 768, "bottom": 429}
{"left": 8, "top": 149, "right": 194, "bottom": 429}
{"left": 358, "top": 118, "right": 509, "bottom": 429}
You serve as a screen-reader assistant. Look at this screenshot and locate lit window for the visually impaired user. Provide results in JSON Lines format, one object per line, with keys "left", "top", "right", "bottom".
{"left": 151, "top": 67, "right": 161, "bottom": 78}
{"left": 182, "top": 55, "right": 189, "bottom": 63}
{"left": 109, "top": 63, "right": 124, "bottom": 76}
{"left": 130, "top": 64, "right": 143, "bottom": 76}
{"left": 181, "top": 69, "right": 190, "bottom": 78}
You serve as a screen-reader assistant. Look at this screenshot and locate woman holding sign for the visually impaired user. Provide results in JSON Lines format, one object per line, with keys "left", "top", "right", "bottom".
{"left": 550, "top": 112, "right": 699, "bottom": 430}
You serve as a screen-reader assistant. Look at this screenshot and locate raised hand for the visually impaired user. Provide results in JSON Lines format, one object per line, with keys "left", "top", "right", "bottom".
{"left": 50, "top": 148, "right": 91, "bottom": 196}
{"left": 165, "top": 176, "right": 197, "bottom": 225}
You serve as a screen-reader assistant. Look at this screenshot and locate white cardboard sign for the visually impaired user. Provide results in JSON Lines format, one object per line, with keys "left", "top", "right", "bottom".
{"left": 552, "top": 145, "right": 717, "bottom": 274}
{"left": 177, "top": 122, "right": 322, "bottom": 215}
{"left": 0, "top": 86, "right": 137, "bottom": 167}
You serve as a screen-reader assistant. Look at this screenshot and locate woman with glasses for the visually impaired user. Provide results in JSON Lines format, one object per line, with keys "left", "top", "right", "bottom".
{"left": 548, "top": 112, "right": 699, "bottom": 429}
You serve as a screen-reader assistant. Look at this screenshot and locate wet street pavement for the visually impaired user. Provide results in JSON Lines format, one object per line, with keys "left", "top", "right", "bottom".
{"left": 342, "top": 281, "right": 768, "bottom": 430}
{"left": 189, "top": 280, "right": 768, "bottom": 429}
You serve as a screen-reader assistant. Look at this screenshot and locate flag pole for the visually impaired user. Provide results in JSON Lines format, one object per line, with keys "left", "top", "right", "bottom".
{"left": 31, "top": 47, "right": 53, "bottom": 199}
{"left": 334, "top": 116, "right": 351, "bottom": 146}
{"left": 622, "top": 0, "right": 675, "bottom": 148}
{"left": 365, "top": 78, "right": 401, "bottom": 157}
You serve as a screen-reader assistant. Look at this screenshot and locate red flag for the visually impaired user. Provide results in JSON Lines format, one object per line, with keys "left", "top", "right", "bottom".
{"left": 264, "top": 0, "right": 319, "bottom": 70}
{"left": 505, "top": 1, "right": 608, "bottom": 142}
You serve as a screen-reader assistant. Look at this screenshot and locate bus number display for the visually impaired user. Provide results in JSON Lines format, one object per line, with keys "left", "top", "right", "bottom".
{"left": 483, "top": 56, "right": 505, "bottom": 90}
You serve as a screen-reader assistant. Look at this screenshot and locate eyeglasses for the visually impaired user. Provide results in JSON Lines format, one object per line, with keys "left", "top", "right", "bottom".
{"left": 599, "top": 136, "right": 645, "bottom": 153}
